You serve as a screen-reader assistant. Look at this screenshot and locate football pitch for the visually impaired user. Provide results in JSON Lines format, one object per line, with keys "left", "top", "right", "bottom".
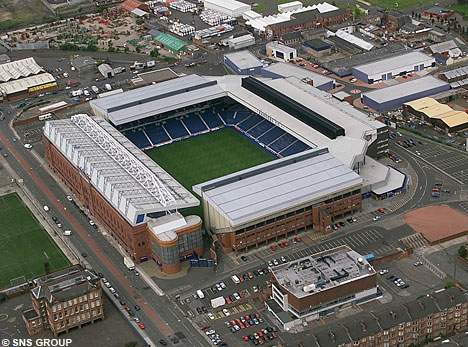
{"left": 0, "top": 193, "right": 70, "bottom": 289}
{"left": 146, "top": 128, "right": 275, "bottom": 218}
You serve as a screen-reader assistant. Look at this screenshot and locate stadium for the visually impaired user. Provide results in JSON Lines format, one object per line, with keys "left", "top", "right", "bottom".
{"left": 44, "top": 72, "right": 406, "bottom": 272}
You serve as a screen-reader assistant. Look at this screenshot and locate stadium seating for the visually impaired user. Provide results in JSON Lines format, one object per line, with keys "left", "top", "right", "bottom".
{"left": 200, "top": 110, "right": 224, "bottom": 128}
{"left": 257, "top": 127, "right": 286, "bottom": 146}
{"left": 237, "top": 114, "right": 264, "bottom": 132}
{"left": 280, "top": 141, "right": 310, "bottom": 157}
{"left": 247, "top": 120, "right": 275, "bottom": 139}
{"left": 269, "top": 133, "right": 297, "bottom": 153}
{"left": 145, "top": 123, "right": 170, "bottom": 145}
{"left": 124, "top": 130, "right": 151, "bottom": 148}
{"left": 182, "top": 114, "right": 208, "bottom": 134}
{"left": 163, "top": 117, "right": 189, "bottom": 139}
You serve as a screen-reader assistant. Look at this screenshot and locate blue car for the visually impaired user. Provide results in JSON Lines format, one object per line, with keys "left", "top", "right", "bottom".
{"left": 387, "top": 275, "right": 395, "bottom": 280}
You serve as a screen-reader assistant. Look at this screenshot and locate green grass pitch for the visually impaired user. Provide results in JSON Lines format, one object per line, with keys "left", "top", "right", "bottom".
{"left": 145, "top": 128, "right": 275, "bottom": 218}
{"left": 0, "top": 193, "right": 70, "bottom": 289}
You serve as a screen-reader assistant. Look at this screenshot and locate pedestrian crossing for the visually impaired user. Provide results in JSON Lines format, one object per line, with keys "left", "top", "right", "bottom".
{"left": 386, "top": 195, "right": 412, "bottom": 213}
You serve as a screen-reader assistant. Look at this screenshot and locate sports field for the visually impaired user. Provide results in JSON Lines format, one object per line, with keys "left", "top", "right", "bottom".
{"left": 0, "top": 193, "right": 70, "bottom": 289}
{"left": 146, "top": 128, "right": 275, "bottom": 218}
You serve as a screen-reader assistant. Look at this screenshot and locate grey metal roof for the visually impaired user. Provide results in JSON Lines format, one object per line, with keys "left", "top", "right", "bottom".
{"left": 362, "top": 76, "right": 449, "bottom": 104}
{"left": 193, "top": 148, "right": 362, "bottom": 226}
{"left": 224, "top": 50, "right": 263, "bottom": 70}
{"left": 441, "top": 65, "right": 468, "bottom": 81}
{"left": 354, "top": 51, "right": 434, "bottom": 76}
{"left": 433, "top": 287, "right": 468, "bottom": 310}
{"left": 90, "top": 74, "right": 225, "bottom": 125}
{"left": 71, "top": 56, "right": 96, "bottom": 69}
{"left": 429, "top": 40, "right": 457, "bottom": 53}
{"left": 44, "top": 115, "right": 198, "bottom": 225}
{"left": 262, "top": 62, "right": 334, "bottom": 88}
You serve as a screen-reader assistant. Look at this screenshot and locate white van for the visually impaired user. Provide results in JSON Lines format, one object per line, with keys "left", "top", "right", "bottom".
{"left": 196, "top": 289, "right": 205, "bottom": 299}
{"left": 231, "top": 275, "right": 240, "bottom": 284}
{"left": 39, "top": 113, "right": 52, "bottom": 121}
{"left": 63, "top": 230, "right": 72, "bottom": 236}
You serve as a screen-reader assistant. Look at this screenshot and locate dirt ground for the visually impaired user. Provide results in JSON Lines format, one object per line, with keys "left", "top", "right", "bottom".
{"left": 0, "top": 0, "right": 51, "bottom": 23}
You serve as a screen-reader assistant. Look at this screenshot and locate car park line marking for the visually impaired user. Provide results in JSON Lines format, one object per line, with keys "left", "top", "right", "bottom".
{"left": 356, "top": 234, "right": 369, "bottom": 244}
{"left": 351, "top": 236, "right": 363, "bottom": 246}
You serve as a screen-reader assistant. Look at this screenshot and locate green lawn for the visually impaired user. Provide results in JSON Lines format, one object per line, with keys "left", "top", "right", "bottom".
{"left": 145, "top": 128, "right": 275, "bottom": 219}
{"left": 451, "top": 3, "right": 468, "bottom": 17}
{"left": 364, "top": 0, "right": 436, "bottom": 10}
{"left": 0, "top": 193, "right": 70, "bottom": 289}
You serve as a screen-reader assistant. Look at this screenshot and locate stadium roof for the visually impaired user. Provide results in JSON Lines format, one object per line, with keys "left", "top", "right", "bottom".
{"left": 362, "top": 76, "right": 449, "bottom": 104}
{"left": 354, "top": 51, "right": 433, "bottom": 76}
{"left": 193, "top": 148, "right": 362, "bottom": 226}
{"left": 90, "top": 74, "right": 225, "bottom": 125}
{"left": 0, "top": 73, "right": 56, "bottom": 95}
{"left": 224, "top": 50, "right": 263, "bottom": 70}
{"left": 43, "top": 114, "right": 198, "bottom": 226}
{"left": 0, "top": 57, "right": 43, "bottom": 82}
{"left": 261, "top": 62, "right": 334, "bottom": 89}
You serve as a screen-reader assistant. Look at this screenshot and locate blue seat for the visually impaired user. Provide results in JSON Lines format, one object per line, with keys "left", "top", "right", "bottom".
{"left": 201, "top": 110, "right": 224, "bottom": 128}
{"left": 183, "top": 114, "right": 207, "bottom": 134}
{"left": 247, "top": 120, "right": 275, "bottom": 139}
{"left": 257, "top": 127, "right": 285, "bottom": 146}
{"left": 145, "top": 123, "right": 170, "bottom": 144}
{"left": 280, "top": 141, "right": 310, "bottom": 156}
{"left": 231, "top": 111, "right": 250, "bottom": 125}
{"left": 269, "top": 133, "right": 296, "bottom": 153}
{"left": 237, "top": 114, "right": 263, "bottom": 131}
{"left": 124, "top": 130, "right": 151, "bottom": 149}
{"left": 163, "top": 117, "right": 189, "bottom": 139}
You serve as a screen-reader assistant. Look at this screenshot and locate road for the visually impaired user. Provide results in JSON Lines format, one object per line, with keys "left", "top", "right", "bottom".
{"left": 0, "top": 103, "right": 209, "bottom": 347}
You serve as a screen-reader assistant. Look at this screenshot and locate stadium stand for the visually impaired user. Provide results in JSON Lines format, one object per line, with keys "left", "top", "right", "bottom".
{"left": 121, "top": 102, "right": 310, "bottom": 157}
{"left": 163, "top": 117, "right": 189, "bottom": 139}
{"left": 182, "top": 114, "right": 208, "bottom": 134}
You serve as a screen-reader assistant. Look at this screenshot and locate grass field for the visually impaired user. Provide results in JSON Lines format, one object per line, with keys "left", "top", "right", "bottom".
{"left": 0, "top": 193, "right": 70, "bottom": 289}
{"left": 0, "top": 0, "right": 52, "bottom": 31}
{"left": 451, "top": 3, "right": 468, "bottom": 17}
{"left": 145, "top": 128, "right": 275, "bottom": 218}
{"left": 363, "top": 0, "right": 436, "bottom": 10}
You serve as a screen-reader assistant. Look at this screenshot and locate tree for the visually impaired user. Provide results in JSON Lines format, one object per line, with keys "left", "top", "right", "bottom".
{"left": 136, "top": 46, "right": 141, "bottom": 53}
{"left": 150, "top": 48, "right": 159, "bottom": 57}
{"left": 411, "top": 10, "right": 415, "bottom": 18}
{"left": 445, "top": 280, "right": 456, "bottom": 289}
{"left": 86, "top": 44, "right": 97, "bottom": 51}
{"left": 108, "top": 46, "right": 116, "bottom": 52}
{"left": 124, "top": 46, "right": 129, "bottom": 53}
{"left": 458, "top": 245, "right": 467, "bottom": 258}
{"left": 432, "top": 18, "right": 435, "bottom": 25}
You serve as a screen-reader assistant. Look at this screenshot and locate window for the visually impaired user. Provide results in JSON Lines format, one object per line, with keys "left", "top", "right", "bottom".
{"left": 52, "top": 306, "right": 56, "bottom": 313}
{"left": 83, "top": 294, "right": 87, "bottom": 301}
{"left": 285, "top": 212, "right": 294, "bottom": 218}
{"left": 89, "top": 293, "right": 94, "bottom": 300}
{"left": 276, "top": 215, "right": 284, "bottom": 221}
{"left": 305, "top": 206, "right": 312, "bottom": 211}
{"left": 256, "top": 222, "right": 265, "bottom": 228}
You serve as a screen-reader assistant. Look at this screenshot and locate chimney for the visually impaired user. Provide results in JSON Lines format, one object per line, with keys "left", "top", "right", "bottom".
{"left": 329, "top": 332, "right": 336, "bottom": 342}
{"left": 390, "top": 311, "right": 396, "bottom": 320}
{"left": 448, "top": 293, "right": 454, "bottom": 302}
{"left": 360, "top": 321, "right": 367, "bottom": 332}
{"left": 418, "top": 302, "right": 425, "bottom": 310}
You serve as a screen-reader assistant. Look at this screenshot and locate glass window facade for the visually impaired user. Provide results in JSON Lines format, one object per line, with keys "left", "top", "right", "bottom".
{"left": 178, "top": 230, "right": 203, "bottom": 254}
{"left": 151, "top": 239, "right": 179, "bottom": 264}
{"left": 151, "top": 229, "right": 202, "bottom": 264}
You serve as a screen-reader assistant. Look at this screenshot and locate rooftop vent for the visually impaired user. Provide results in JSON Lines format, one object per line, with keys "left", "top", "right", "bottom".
{"left": 329, "top": 332, "right": 336, "bottom": 342}
{"left": 390, "top": 311, "right": 396, "bottom": 320}
{"left": 418, "top": 302, "right": 425, "bottom": 310}
{"left": 360, "top": 321, "right": 366, "bottom": 332}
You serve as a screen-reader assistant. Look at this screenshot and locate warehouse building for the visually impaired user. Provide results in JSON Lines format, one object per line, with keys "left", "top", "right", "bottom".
{"left": 227, "top": 34, "right": 255, "bottom": 50}
{"left": 278, "top": 1, "right": 303, "bottom": 13}
{"left": 203, "top": 0, "right": 251, "bottom": 17}
{"left": 265, "top": 245, "right": 377, "bottom": 329}
{"left": 155, "top": 33, "right": 187, "bottom": 55}
{"left": 43, "top": 114, "right": 203, "bottom": 273}
{"left": 223, "top": 50, "right": 263, "bottom": 75}
{"left": 361, "top": 76, "right": 450, "bottom": 112}
{"left": 261, "top": 62, "right": 335, "bottom": 91}
{"left": 71, "top": 56, "right": 97, "bottom": 74}
{"left": 130, "top": 68, "right": 179, "bottom": 88}
{"left": 302, "top": 38, "right": 332, "bottom": 57}
{"left": 266, "top": 41, "right": 297, "bottom": 61}
{"left": 0, "top": 54, "right": 11, "bottom": 64}
{"left": 98, "top": 63, "right": 114, "bottom": 79}
{"left": 0, "top": 57, "right": 57, "bottom": 102}
{"left": 404, "top": 97, "right": 468, "bottom": 133}
{"left": 440, "top": 65, "right": 468, "bottom": 88}
{"left": 352, "top": 51, "right": 435, "bottom": 84}
{"left": 193, "top": 149, "right": 363, "bottom": 254}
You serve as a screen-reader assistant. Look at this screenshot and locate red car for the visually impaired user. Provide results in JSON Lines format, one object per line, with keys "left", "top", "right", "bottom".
{"left": 200, "top": 324, "right": 210, "bottom": 330}
{"left": 270, "top": 245, "right": 276, "bottom": 251}
{"left": 283, "top": 241, "right": 289, "bottom": 247}
{"left": 239, "top": 322, "right": 245, "bottom": 329}
{"left": 239, "top": 277, "right": 244, "bottom": 283}
{"left": 225, "top": 298, "right": 232, "bottom": 305}
{"left": 138, "top": 323, "right": 145, "bottom": 329}
{"left": 278, "top": 242, "right": 284, "bottom": 248}
{"left": 243, "top": 336, "right": 249, "bottom": 341}
{"left": 432, "top": 188, "right": 440, "bottom": 192}
{"left": 239, "top": 292, "right": 245, "bottom": 298}
{"left": 254, "top": 312, "right": 259, "bottom": 318}
{"left": 272, "top": 332, "right": 278, "bottom": 339}
{"left": 235, "top": 318, "right": 241, "bottom": 324}
{"left": 294, "top": 236, "right": 301, "bottom": 242}
{"left": 257, "top": 330, "right": 264, "bottom": 337}
{"left": 259, "top": 339, "right": 265, "bottom": 345}
{"left": 230, "top": 320, "right": 236, "bottom": 325}
{"left": 377, "top": 208, "right": 385, "bottom": 213}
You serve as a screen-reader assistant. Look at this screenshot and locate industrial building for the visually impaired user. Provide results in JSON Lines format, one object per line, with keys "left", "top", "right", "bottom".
{"left": 266, "top": 41, "right": 297, "bottom": 61}
{"left": 193, "top": 150, "right": 363, "bottom": 254}
{"left": 227, "top": 34, "right": 255, "bottom": 50}
{"left": 22, "top": 265, "right": 104, "bottom": 336}
{"left": 119, "top": 0, "right": 149, "bottom": 14}
{"left": 0, "top": 57, "right": 57, "bottom": 102}
{"left": 260, "top": 62, "right": 335, "bottom": 91}
{"left": 361, "top": 76, "right": 450, "bottom": 112}
{"left": 223, "top": 50, "right": 263, "bottom": 75}
{"left": 98, "top": 63, "right": 114, "bottom": 79}
{"left": 424, "top": 6, "right": 455, "bottom": 19}
{"left": 154, "top": 33, "right": 187, "bottom": 54}
{"left": 203, "top": 0, "right": 251, "bottom": 17}
{"left": 310, "top": 287, "right": 468, "bottom": 346}
{"left": 129, "top": 68, "right": 179, "bottom": 88}
{"left": 302, "top": 39, "right": 331, "bottom": 57}
{"left": 440, "top": 65, "right": 468, "bottom": 88}
{"left": 43, "top": 114, "right": 203, "bottom": 273}
{"left": 352, "top": 51, "right": 435, "bottom": 84}
{"left": 265, "top": 245, "right": 377, "bottom": 329}
{"left": 0, "top": 54, "right": 11, "bottom": 64}
{"left": 70, "top": 56, "right": 97, "bottom": 74}
{"left": 404, "top": 97, "right": 468, "bottom": 133}
{"left": 278, "top": 1, "right": 303, "bottom": 13}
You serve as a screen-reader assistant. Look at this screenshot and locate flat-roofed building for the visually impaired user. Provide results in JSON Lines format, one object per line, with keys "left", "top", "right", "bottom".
{"left": 71, "top": 56, "right": 96, "bottom": 74}
{"left": 193, "top": 149, "right": 363, "bottom": 254}
{"left": 266, "top": 41, "right": 297, "bottom": 61}
{"left": 266, "top": 245, "right": 377, "bottom": 329}
{"left": 223, "top": 50, "right": 263, "bottom": 75}
{"left": 352, "top": 51, "right": 435, "bottom": 84}
{"left": 22, "top": 265, "right": 103, "bottom": 336}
